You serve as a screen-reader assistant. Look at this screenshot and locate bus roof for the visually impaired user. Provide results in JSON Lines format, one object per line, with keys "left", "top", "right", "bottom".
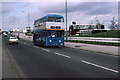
{"left": 34, "top": 14, "right": 64, "bottom": 22}
{"left": 46, "top": 14, "right": 63, "bottom": 18}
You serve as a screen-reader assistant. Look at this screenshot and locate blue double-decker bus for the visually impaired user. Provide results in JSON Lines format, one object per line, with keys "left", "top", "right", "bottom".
{"left": 33, "top": 14, "right": 65, "bottom": 47}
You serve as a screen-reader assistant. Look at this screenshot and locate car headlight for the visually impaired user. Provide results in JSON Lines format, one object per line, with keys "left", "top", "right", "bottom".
{"left": 59, "top": 40, "right": 61, "bottom": 42}
{"left": 49, "top": 40, "right": 52, "bottom": 42}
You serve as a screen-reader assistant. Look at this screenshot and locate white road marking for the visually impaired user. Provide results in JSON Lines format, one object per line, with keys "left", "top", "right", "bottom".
{"left": 54, "top": 52, "right": 62, "bottom": 55}
{"left": 41, "top": 48, "right": 50, "bottom": 52}
{"left": 81, "top": 60, "right": 118, "bottom": 73}
{"left": 27, "top": 44, "right": 30, "bottom": 46}
{"left": 23, "top": 43, "right": 26, "bottom": 44}
{"left": 55, "top": 52, "right": 71, "bottom": 59}
{"left": 33, "top": 46, "right": 36, "bottom": 48}
{"left": 33, "top": 46, "right": 39, "bottom": 48}
{"left": 35, "top": 46, "right": 39, "bottom": 48}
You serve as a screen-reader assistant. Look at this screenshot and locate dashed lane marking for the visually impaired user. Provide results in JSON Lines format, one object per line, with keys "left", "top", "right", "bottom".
{"left": 33, "top": 46, "right": 39, "bottom": 48}
{"left": 54, "top": 52, "right": 71, "bottom": 59}
{"left": 27, "top": 44, "right": 30, "bottom": 46}
{"left": 81, "top": 60, "right": 118, "bottom": 73}
{"left": 23, "top": 43, "right": 27, "bottom": 44}
{"left": 41, "top": 48, "right": 50, "bottom": 52}
{"left": 20, "top": 42, "right": 23, "bottom": 43}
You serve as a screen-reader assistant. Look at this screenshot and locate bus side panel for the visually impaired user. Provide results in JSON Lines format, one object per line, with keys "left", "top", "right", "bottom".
{"left": 33, "top": 35, "right": 41, "bottom": 45}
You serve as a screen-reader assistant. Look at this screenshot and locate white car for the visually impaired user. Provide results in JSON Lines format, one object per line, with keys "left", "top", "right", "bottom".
{"left": 9, "top": 37, "right": 19, "bottom": 44}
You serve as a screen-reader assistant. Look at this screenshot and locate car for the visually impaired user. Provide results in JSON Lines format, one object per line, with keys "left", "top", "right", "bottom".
{"left": 9, "top": 37, "right": 19, "bottom": 45}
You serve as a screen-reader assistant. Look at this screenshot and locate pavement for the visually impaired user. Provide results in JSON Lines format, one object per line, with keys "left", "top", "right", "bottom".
{"left": 19, "top": 33, "right": 119, "bottom": 56}
{"left": 64, "top": 42, "right": 119, "bottom": 56}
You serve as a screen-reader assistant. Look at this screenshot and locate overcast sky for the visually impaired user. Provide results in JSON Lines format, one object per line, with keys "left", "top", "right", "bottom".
{"left": 1, "top": 0, "right": 118, "bottom": 31}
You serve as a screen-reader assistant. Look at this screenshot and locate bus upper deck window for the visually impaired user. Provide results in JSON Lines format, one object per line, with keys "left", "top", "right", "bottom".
{"left": 48, "top": 17, "right": 54, "bottom": 22}
{"left": 56, "top": 17, "right": 64, "bottom": 22}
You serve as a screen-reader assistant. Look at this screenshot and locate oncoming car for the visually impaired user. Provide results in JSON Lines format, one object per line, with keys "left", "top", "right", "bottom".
{"left": 9, "top": 37, "right": 19, "bottom": 45}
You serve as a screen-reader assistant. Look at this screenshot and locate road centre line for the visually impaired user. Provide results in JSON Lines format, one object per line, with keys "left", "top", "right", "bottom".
{"left": 54, "top": 52, "right": 71, "bottom": 59}
{"left": 20, "top": 42, "right": 23, "bottom": 43}
{"left": 27, "top": 44, "right": 30, "bottom": 46}
{"left": 41, "top": 48, "right": 50, "bottom": 52}
{"left": 23, "top": 43, "right": 26, "bottom": 44}
{"left": 20, "top": 42, "right": 30, "bottom": 46}
{"left": 33, "top": 46, "right": 39, "bottom": 48}
{"left": 81, "top": 60, "right": 118, "bottom": 73}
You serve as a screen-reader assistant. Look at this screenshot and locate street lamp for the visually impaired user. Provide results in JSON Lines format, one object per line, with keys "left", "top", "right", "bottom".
{"left": 66, "top": 0, "right": 68, "bottom": 40}
{"left": 21, "top": 11, "right": 31, "bottom": 37}
{"left": 21, "top": 11, "right": 30, "bottom": 28}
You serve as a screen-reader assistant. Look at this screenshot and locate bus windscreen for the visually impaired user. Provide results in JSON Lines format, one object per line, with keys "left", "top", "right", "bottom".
{"left": 47, "top": 31, "right": 64, "bottom": 37}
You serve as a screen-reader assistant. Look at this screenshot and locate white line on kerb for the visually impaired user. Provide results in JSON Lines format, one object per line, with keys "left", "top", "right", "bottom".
{"left": 55, "top": 52, "right": 71, "bottom": 59}
{"left": 81, "top": 60, "right": 118, "bottom": 73}
{"left": 42, "top": 48, "right": 50, "bottom": 52}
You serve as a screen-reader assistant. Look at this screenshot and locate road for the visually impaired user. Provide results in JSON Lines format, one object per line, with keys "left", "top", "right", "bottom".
{"left": 2, "top": 36, "right": 118, "bottom": 78}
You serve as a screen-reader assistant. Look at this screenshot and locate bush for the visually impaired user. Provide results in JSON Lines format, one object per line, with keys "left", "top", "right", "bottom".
{"left": 87, "top": 41, "right": 92, "bottom": 44}
{"left": 98, "top": 42, "right": 105, "bottom": 45}
{"left": 106, "top": 42, "right": 113, "bottom": 46}
{"left": 92, "top": 41, "right": 97, "bottom": 44}
{"left": 113, "top": 43, "right": 120, "bottom": 46}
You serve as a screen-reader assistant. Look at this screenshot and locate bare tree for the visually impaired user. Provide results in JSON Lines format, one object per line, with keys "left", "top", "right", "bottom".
{"left": 109, "top": 17, "right": 119, "bottom": 30}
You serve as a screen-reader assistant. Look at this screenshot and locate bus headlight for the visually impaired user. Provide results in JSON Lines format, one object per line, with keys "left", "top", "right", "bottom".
{"left": 49, "top": 40, "right": 52, "bottom": 42}
{"left": 59, "top": 40, "right": 61, "bottom": 42}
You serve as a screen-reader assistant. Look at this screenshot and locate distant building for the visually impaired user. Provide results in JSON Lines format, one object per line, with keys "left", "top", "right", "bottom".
{"left": 69, "top": 22, "right": 105, "bottom": 36}
{"left": 22, "top": 27, "right": 31, "bottom": 34}
{"left": 13, "top": 29, "right": 19, "bottom": 32}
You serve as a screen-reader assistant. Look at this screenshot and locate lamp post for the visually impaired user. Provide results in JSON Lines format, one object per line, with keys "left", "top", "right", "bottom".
{"left": 18, "top": 18, "right": 20, "bottom": 39}
{"left": 21, "top": 11, "right": 30, "bottom": 28}
{"left": 66, "top": 0, "right": 68, "bottom": 40}
{"left": 28, "top": 12, "right": 30, "bottom": 28}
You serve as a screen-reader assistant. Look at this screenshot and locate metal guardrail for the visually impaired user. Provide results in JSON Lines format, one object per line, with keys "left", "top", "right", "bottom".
{"left": 67, "top": 37, "right": 120, "bottom": 43}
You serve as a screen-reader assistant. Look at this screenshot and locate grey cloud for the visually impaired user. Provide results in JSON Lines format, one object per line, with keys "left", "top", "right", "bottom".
{"left": 2, "top": 2, "right": 15, "bottom": 14}
{"left": 67, "top": 2, "right": 117, "bottom": 15}
{"left": 41, "top": 2, "right": 117, "bottom": 16}
{"left": 85, "top": 2, "right": 117, "bottom": 15}
{"left": 2, "top": 2, "right": 29, "bottom": 14}
{"left": 87, "top": 6, "right": 112, "bottom": 15}
{"left": 40, "top": 2, "right": 65, "bottom": 13}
